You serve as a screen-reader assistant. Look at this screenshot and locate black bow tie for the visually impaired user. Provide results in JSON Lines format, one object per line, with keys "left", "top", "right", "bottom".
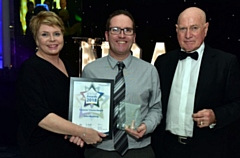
{"left": 179, "top": 51, "right": 198, "bottom": 60}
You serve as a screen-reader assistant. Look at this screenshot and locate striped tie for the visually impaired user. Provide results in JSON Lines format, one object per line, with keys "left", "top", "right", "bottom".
{"left": 113, "top": 62, "right": 128, "bottom": 156}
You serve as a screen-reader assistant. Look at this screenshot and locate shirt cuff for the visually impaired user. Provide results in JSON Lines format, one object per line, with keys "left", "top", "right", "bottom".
{"left": 209, "top": 123, "right": 216, "bottom": 129}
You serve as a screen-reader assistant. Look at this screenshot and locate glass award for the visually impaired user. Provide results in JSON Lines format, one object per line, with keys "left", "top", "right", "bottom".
{"left": 117, "top": 102, "right": 142, "bottom": 130}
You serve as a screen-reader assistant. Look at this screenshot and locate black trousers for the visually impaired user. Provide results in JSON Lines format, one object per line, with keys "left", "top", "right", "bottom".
{"left": 162, "top": 131, "right": 228, "bottom": 158}
{"left": 84, "top": 145, "right": 155, "bottom": 158}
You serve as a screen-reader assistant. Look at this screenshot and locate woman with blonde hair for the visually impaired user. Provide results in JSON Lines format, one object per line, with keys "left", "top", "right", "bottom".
{"left": 16, "top": 11, "right": 105, "bottom": 158}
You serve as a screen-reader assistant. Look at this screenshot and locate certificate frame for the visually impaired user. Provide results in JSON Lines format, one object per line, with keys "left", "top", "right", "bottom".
{"left": 69, "top": 77, "right": 114, "bottom": 139}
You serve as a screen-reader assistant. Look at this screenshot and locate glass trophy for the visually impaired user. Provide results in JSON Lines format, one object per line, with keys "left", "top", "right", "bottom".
{"left": 117, "top": 102, "right": 142, "bottom": 130}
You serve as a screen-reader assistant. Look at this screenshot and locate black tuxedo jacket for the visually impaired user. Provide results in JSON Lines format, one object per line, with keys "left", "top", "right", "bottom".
{"left": 152, "top": 45, "right": 240, "bottom": 151}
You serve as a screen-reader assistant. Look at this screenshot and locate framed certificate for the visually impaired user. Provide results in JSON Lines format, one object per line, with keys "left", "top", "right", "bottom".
{"left": 69, "top": 77, "right": 114, "bottom": 138}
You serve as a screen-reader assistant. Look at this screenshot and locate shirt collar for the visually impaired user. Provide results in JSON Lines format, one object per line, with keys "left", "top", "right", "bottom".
{"left": 107, "top": 53, "right": 132, "bottom": 70}
{"left": 180, "top": 42, "right": 205, "bottom": 57}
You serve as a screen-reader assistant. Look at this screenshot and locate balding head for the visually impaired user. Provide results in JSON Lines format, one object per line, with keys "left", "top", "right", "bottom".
{"left": 177, "top": 7, "right": 206, "bottom": 25}
{"left": 176, "top": 7, "right": 209, "bottom": 52}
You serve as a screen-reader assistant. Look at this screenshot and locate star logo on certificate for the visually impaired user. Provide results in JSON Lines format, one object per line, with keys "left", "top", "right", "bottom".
{"left": 81, "top": 84, "right": 104, "bottom": 108}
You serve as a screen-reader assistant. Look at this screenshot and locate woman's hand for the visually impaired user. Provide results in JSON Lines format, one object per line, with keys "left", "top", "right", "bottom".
{"left": 81, "top": 128, "right": 106, "bottom": 145}
{"left": 64, "top": 135, "right": 84, "bottom": 147}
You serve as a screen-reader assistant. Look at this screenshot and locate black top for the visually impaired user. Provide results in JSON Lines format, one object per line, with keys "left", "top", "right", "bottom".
{"left": 16, "top": 54, "right": 83, "bottom": 158}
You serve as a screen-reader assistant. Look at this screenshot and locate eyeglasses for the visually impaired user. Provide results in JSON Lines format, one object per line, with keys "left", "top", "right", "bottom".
{"left": 109, "top": 27, "right": 134, "bottom": 35}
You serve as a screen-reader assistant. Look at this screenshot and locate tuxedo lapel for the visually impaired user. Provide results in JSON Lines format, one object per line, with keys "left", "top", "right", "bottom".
{"left": 164, "top": 52, "right": 179, "bottom": 90}
{"left": 194, "top": 46, "right": 216, "bottom": 109}
{"left": 155, "top": 50, "right": 179, "bottom": 114}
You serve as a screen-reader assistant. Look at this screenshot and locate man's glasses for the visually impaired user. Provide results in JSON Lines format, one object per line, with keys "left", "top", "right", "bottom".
{"left": 109, "top": 27, "right": 134, "bottom": 36}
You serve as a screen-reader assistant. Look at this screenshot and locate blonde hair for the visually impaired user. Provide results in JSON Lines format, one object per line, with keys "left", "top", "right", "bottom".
{"left": 29, "top": 11, "right": 65, "bottom": 40}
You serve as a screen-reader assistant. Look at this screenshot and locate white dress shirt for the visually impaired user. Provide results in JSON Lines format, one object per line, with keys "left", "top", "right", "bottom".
{"left": 166, "top": 43, "right": 205, "bottom": 137}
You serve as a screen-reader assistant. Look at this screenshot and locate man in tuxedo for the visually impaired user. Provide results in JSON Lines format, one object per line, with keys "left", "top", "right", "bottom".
{"left": 152, "top": 7, "right": 240, "bottom": 158}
